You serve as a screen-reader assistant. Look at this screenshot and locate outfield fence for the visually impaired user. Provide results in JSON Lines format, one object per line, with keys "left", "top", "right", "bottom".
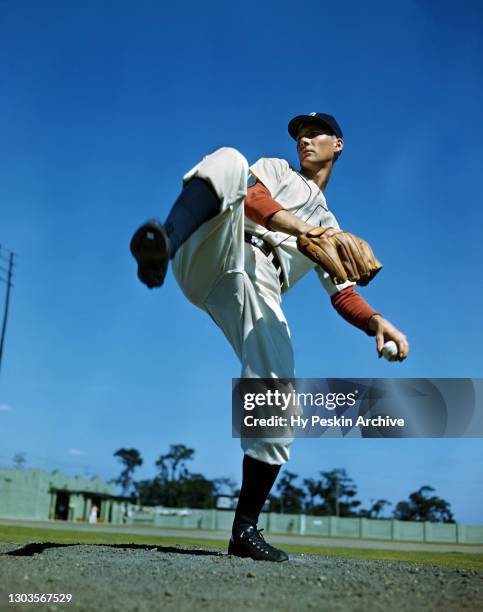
{"left": 130, "top": 507, "right": 483, "bottom": 544}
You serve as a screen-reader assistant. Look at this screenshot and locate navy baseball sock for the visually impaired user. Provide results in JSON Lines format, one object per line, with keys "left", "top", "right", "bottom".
{"left": 164, "top": 177, "right": 221, "bottom": 258}
{"left": 232, "top": 455, "right": 281, "bottom": 537}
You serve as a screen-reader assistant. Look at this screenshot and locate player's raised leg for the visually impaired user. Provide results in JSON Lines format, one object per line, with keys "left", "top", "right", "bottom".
{"left": 130, "top": 147, "right": 248, "bottom": 289}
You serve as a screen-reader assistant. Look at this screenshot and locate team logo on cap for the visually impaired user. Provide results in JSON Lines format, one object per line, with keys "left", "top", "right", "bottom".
{"left": 309, "top": 112, "right": 316, "bottom": 116}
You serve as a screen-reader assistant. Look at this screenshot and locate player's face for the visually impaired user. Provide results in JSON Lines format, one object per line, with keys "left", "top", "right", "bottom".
{"left": 296, "top": 123, "right": 343, "bottom": 167}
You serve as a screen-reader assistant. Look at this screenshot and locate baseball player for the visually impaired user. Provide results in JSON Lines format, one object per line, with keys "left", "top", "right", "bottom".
{"left": 130, "top": 112, "right": 409, "bottom": 562}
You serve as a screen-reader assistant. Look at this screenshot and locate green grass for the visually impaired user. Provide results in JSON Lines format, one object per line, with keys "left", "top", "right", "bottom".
{"left": 289, "top": 544, "right": 483, "bottom": 570}
{"left": 1, "top": 525, "right": 482, "bottom": 571}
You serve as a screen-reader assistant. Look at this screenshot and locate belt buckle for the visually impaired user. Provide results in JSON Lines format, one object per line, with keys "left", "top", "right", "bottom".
{"left": 247, "top": 233, "right": 283, "bottom": 287}
{"left": 250, "top": 234, "right": 265, "bottom": 249}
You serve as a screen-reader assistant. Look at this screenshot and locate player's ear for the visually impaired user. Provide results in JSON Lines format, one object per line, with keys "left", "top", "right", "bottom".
{"left": 334, "top": 137, "right": 344, "bottom": 156}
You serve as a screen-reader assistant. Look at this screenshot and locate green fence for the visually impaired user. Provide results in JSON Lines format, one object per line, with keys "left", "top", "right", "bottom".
{"left": 130, "top": 507, "right": 483, "bottom": 544}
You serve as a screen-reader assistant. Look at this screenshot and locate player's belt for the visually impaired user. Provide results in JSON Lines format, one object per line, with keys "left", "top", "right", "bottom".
{"left": 244, "top": 232, "right": 284, "bottom": 287}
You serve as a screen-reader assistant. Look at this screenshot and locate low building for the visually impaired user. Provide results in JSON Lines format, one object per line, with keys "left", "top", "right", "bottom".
{"left": 0, "top": 468, "right": 129, "bottom": 524}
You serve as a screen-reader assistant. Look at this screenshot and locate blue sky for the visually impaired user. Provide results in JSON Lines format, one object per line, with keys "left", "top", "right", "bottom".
{"left": 1, "top": 0, "right": 482, "bottom": 522}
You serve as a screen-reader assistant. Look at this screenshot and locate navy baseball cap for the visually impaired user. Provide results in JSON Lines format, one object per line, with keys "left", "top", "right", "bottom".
{"left": 288, "top": 112, "right": 343, "bottom": 140}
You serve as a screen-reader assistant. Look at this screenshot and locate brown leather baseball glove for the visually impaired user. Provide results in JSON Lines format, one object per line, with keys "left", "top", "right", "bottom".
{"left": 297, "top": 227, "right": 383, "bottom": 286}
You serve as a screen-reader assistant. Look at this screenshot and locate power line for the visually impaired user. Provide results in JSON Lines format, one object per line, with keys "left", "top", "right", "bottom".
{"left": 0, "top": 249, "right": 16, "bottom": 263}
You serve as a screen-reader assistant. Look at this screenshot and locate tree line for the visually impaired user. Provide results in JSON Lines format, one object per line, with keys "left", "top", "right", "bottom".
{"left": 113, "top": 444, "right": 454, "bottom": 523}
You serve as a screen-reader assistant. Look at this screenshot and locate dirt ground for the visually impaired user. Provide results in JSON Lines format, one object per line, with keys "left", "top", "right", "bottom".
{"left": 1, "top": 541, "right": 482, "bottom": 612}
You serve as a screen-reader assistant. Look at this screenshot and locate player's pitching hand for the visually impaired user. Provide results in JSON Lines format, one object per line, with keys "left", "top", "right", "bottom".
{"left": 368, "top": 315, "right": 409, "bottom": 361}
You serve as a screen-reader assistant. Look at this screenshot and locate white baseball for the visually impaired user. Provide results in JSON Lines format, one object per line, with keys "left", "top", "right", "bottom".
{"left": 382, "top": 340, "right": 398, "bottom": 361}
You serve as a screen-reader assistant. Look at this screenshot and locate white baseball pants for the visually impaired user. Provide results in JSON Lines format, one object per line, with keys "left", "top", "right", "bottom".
{"left": 172, "top": 147, "right": 295, "bottom": 465}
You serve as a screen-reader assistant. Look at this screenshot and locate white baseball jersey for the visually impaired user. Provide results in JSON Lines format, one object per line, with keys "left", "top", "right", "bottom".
{"left": 246, "top": 157, "right": 352, "bottom": 295}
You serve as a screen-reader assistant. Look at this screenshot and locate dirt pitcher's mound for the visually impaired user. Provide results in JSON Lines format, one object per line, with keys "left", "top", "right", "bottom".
{"left": 1, "top": 542, "right": 482, "bottom": 611}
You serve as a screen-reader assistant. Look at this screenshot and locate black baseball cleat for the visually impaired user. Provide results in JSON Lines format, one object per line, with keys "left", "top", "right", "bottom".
{"left": 130, "top": 220, "right": 170, "bottom": 289}
{"left": 228, "top": 526, "right": 289, "bottom": 562}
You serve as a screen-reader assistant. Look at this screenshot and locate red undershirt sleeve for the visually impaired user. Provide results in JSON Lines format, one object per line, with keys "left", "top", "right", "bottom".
{"left": 245, "top": 181, "right": 285, "bottom": 229}
{"left": 331, "top": 285, "right": 379, "bottom": 336}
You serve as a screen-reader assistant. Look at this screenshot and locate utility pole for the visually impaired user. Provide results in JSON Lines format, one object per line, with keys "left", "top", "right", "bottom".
{"left": 335, "top": 473, "right": 340, "bottom": 517}
{"left": 0, "top": 245, "right": 15, "bottom": 377}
